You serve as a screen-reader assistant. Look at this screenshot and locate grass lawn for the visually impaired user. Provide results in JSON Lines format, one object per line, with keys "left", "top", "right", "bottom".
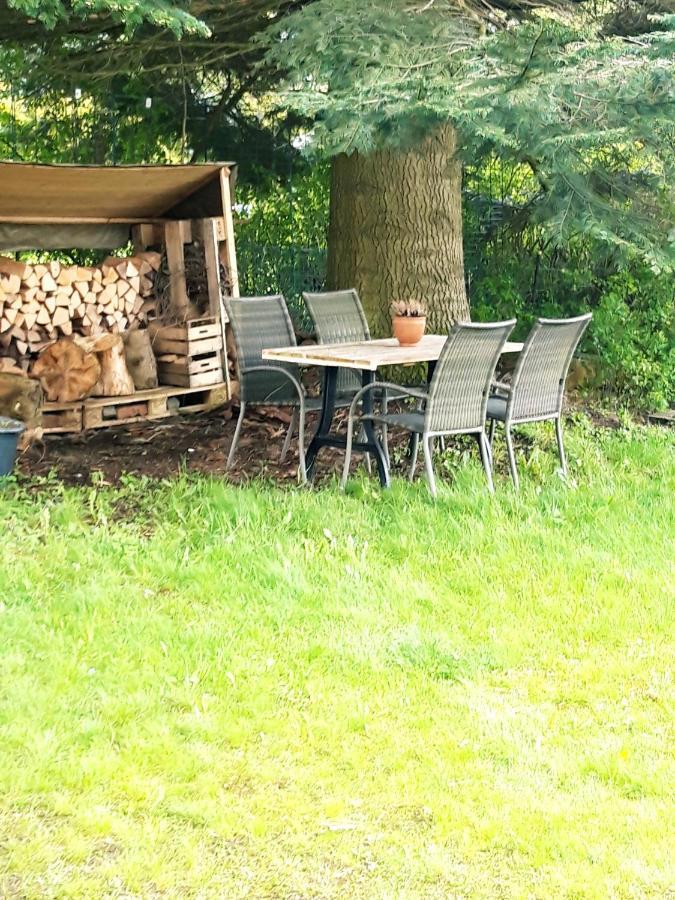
{"left": 0, "top": 418, "right": 673, "bottom": 898}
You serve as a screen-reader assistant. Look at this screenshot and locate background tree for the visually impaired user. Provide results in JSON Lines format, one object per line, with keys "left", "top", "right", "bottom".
{"left": 1, "top": 0, "right": 672, "bottom": 357}
{"left": 0, "top": 0, "right": 307, "bottom": 170}
{"left": 263, "top": 1, "right": 674, "bottom": 333}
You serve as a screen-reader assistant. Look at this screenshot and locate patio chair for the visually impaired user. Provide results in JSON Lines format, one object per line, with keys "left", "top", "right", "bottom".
{"left": 303, "top": 288, "right": 401, "bottom": 464}
{"left": 225, "top": 294, "right": 322, "bottom": 481}
{"left": 340, "top": 320, "right": 516, "bottom": 498}
{"left": 486, "top": 313, "right": 592, "bottom": 489}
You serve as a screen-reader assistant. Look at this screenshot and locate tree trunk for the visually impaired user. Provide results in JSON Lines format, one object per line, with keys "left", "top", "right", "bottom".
{"left": 327, "top": 124, "right": 469, "bottom": 337}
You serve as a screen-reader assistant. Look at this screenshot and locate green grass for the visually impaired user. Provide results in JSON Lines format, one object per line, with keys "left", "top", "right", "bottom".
{"left": 0, "top": 420, "right": 673, "bottom": 898}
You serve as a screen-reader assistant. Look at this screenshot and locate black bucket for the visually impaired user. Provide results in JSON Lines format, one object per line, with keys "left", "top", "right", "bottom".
{"left": 0, "top": 417, "right": 26, "bottom": 477}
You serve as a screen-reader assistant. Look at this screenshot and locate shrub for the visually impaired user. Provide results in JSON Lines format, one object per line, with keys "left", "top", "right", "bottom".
{"left": 591, "top": 270, "right": 675, "bottom": 410}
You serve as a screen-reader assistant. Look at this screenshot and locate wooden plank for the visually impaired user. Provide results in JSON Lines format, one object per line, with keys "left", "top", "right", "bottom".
{"left": 219, "top": 169, "right": 239, "bottom": 297}
{"left": 200, "top": 216, "right": 230, "bottom": 395}
{"left": 150, "top": 336, "right": 222, "bottom": 356}
{"left": 179, "top": 384, "right": 229, "bottom": 413}
{"left": 41, "top": 384, "right": 229, "bottom": 432}
{"left": 163, "top": 220, "right": 189, "bottom": 315}
{"left": 647, "top": 410, "right": 674, "bottom": 426}
{"left": 262, "top": 337, "right": 524, "bottom": 371}
{"left": 1, "top": 215, "right": 170, "bottom": 225}
{"left": 41, "top": 402, "right": 83, "bottom": 434}
{"left": 83, "top": 382, "right": 227, "bottom": 409}
{"left": 148, "top": 319, "right": 220, "bottom": 342}
{"left": 156, "top": 369, "right": 223, "bottom": 388}
{"left": 158, "top": 357, "right": 221, "bottom": 376}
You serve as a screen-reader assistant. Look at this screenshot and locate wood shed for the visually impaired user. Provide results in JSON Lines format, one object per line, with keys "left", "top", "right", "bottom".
{"left": 0, "top": 161, "right": 238, "bottom": 433}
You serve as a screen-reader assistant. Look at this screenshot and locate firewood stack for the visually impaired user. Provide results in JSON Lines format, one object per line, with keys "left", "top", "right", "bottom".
{"left": 0, "top": 252, "right": 160, "bottom": 365}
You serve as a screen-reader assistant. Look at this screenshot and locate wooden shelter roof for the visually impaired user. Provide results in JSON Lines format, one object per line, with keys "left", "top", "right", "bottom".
{"left": 0, "top": 161, "right": 236, "bottom": 224}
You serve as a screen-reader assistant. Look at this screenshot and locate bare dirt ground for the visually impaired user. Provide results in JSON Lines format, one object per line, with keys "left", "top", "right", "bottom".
{"left": 16, "top": 405, "right": 355, "bottom": 486}
{"left": 15, "top": 398, "right": 623, "bottom": 488}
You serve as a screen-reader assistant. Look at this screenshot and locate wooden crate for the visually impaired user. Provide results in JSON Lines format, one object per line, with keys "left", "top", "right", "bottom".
{"left": 151, "top": 316, "right": 224, "bottom": 388}
{"left": 149, "top": 317, "right": 222, "bottom": 354}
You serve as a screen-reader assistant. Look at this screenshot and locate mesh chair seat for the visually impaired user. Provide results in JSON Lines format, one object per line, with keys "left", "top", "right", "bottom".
{"left": 364, "top": 410, "right": 426, "bottom": 433}
{"left": 251, "top": 393, "right": 353, "bottom": 412}
{"left": 486, "top": 396, "right": 508, "bottom": 421}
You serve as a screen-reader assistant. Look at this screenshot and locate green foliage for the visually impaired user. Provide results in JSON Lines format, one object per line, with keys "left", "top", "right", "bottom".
{"left": 0, "top": 424, "right": 674, "bottom": 895}
{"left": 6, "top": 0, "right": 207, "bottom": 35}
{"left": 235, "top": 164, "right": 330, "bottom": 248}
{"left": 0, "top": 73, "right": 187, "bottom": 164}
{"left": 235, "top": 166, "right": 329, "bottom": 325}
{"left": 464, "top": 156, "right": 675, "bottom": 409}
{"left": 262, "top": 2, "right": 675, "bottom": 268}
{"left": 592, "top": 271, "right": 675, "bottom": 409}
{"left": 471, "top": 255, "right": 675, "bottom": 410}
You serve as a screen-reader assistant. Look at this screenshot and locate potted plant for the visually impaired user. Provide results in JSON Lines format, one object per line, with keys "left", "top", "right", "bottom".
{"left": 391, "top": 299, "right": 427, "bottom": 346}
{"left": 0, "top": 417, "right": 25, "bottom": 477}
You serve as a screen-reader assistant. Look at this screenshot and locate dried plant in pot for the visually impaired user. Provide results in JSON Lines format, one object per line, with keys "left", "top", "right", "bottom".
{"left": 391, "top": 299, "right": 427, "bottom": 345}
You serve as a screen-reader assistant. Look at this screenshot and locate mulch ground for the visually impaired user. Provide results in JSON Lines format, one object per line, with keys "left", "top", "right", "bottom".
{"left": 15, "top": 399, "right": 624, "bottom": 488}
{"left": 15, "top": 404, "right": 357, "bottom": 487}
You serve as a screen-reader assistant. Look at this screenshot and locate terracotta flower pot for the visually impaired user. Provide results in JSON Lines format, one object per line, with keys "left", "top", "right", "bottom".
{"left": 392, "top": 315, "right": 426, "bottom": 346}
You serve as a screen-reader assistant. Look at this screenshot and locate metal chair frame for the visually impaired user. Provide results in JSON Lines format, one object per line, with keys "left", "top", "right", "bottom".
{"left": 341, "top": 320, "right": 516, "bottom": 497}
{"left": 225, "top": 294, "right": 320, "bottom": 482}
{"left": 487, "top": 313, "right": 592, "bottom": 489}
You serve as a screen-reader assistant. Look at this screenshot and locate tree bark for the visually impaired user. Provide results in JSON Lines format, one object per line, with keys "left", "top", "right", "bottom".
{"left": 327, "top": 124, "right": 469, "bottom": 337}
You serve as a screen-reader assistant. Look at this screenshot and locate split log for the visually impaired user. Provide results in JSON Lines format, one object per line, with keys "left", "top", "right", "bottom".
{"left": 41, "top": 273, "right": 57, "bottom": 292}
{"left": 1, "top": 274, "right": 21, "bottom": 294}
{"left": 32, "top": 339, "right": 101, "bottom": 402}
{"left": 1, "top": 256, "right": 156, "bottom": 363}
{"left": 76, "top": 334, "right": 135, "bottom": 397}
{"left": 0, "top": 371, "right": 42, "bottom": 428}
{"left": 0, "top": 257, "right": 28, "bottom": 281}
{"left": 138, "top": 250, "right": 161, "bottom": 271}
{"left": 56, "top": 267, "right": 77, "bottom": 286}
{"left": 0, "top": 357, "right": 25, "bottom": 376}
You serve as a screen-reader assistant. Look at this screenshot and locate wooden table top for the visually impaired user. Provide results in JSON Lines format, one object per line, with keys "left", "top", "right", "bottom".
{"left": 262, "top": 335, "right": 524, "bottom": 372}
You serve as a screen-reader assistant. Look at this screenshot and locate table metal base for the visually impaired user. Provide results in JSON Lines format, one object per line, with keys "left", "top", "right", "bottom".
{"left": 305, "top": 367, "right": 390, "bottom": 487}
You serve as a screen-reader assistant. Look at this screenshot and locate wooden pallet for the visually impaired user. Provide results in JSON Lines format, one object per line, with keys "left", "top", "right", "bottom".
{"left": 41, "top": 400, "right": 83, "bottom": 434}
{"left": 42, "top": 383, "right": 229, "bottom": 433}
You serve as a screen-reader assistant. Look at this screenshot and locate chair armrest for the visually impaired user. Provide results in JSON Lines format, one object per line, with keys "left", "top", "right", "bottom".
{"left": 240, "top": 365, "right": 306, "bottom": 405}
{"left": 491, "top": 380, "right": 512, "bottom": 398}
{"left": 395, "top": 385, "right": 429, "bottom": 400}
{"left": 347, "top": 381, "right": 429, "bottom": 420}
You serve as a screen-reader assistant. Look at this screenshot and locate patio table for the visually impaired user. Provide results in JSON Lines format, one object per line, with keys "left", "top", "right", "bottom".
{"left": 262, "top": 335, "right": 524, "bottom": 487}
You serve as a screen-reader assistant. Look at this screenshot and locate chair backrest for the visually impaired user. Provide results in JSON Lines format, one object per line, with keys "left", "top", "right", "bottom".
{"left": 304, "top": 289, "right": 371, "bottom": 343}
{"left": 426, "top": 320, "right": 516, "bottom": 434}
{"left": 303, "top": 289, "right": 370, "bottom": 395}
{"left": 507, "top": 314, "right": 592, "bottom": 422}
{"left": 225, "top": 294, "right": 300, "bottom": 405}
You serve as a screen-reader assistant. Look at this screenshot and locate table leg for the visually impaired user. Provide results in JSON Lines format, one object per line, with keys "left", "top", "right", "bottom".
{"left": 305, "top": 366, "right": 338, "bottom": 481}
{"left": 361, "top": 369, "right": 390, "bottom": 488}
